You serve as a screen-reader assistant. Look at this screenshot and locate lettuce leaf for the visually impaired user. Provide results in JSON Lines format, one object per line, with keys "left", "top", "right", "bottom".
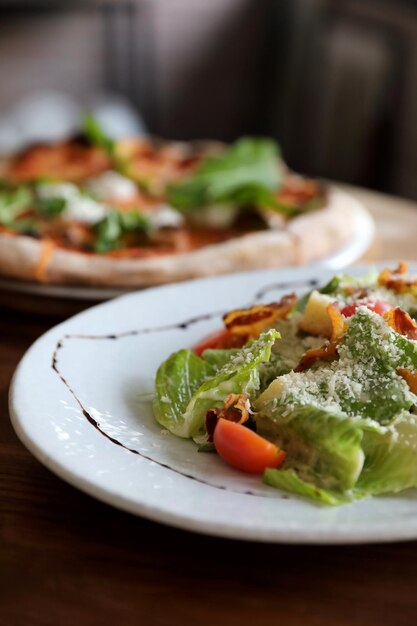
{"left": 265, "top": 412, "right": 417, "bottom": 504}
{"left": 357, "top": 415, "right": 417, "bottom": 496}
{"left": 182, "top": 329, "right": 279, "bottom": 438}
{"left": 201, "top": 348, "right": 238, "bottom": 370}
{"left": 264, "top": 468, "right": 348, "bottom": 505}
{"left": 153, "top": 350, "right": 214, "bottom": 437}
{"left": 258, "top": 405, "right": 366, "bottom": 492}
{"left": 340, "top": 309, "right": 417, "bottom": 422}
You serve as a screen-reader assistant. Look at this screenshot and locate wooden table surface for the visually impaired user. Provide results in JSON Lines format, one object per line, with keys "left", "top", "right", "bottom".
{"left": 2, "top": 186, "right": 417, "bottom": 626}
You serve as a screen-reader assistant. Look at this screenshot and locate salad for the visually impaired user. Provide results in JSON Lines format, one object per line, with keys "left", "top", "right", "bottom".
{"left": 153, "top": 262, "right": 417, "bottom": 504}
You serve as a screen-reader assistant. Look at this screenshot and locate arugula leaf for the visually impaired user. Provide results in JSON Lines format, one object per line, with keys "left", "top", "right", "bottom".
{"left": 93, "top": 209, "right": 150, "bottom": 252}
{"left": 0, "top": 186, "right": 32, "bottom": 224}
{"left": 167, "top": 137, "right": 283, "bottom": 211}
{"left": 82, "top": 114, "right": 115, "bottom": 156}
{"left": 36, "top": 196, "right": 67, "bottom": 217}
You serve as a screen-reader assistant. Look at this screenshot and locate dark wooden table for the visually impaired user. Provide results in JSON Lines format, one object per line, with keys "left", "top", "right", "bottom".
{"left": 2, "top": 187, "right": 417, "bottom": 625}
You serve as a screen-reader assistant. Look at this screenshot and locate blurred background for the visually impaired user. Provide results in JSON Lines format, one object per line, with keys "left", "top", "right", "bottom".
{"left": 0, "top": 0, "right": 415, "bottom": 198}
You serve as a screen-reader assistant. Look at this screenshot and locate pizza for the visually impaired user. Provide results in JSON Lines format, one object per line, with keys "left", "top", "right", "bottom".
{"left": 0, "top": 118, "right": 365, "bottom": 287}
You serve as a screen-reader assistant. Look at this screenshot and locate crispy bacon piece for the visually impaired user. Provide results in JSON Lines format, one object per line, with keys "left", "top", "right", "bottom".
{"left": 223, "top": 293, "right": 297, "bottom": 339}
{"left": 294, "top": 339, "right": 341, "bottom": 373}
{"left": 383, "top": 307, "right": 417, "bottom": 340}
{"left": 327, "top": 303, "right": 348, "bottom": 340}
{"left": 397, "top": 368, "right": 417, "bottom": 394}
{"left": 205, "top": 393, "right": 251, "bottom": 442}
{"left": 378, "top": 262, "right": 416, "bottom": 293}
{"left": 343, "top": 287, "right": 369, "bottom": 298}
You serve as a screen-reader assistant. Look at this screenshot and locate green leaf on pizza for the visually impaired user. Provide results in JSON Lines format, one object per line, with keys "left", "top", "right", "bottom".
{"left": 93, "top": 208, "right": 150, "bottom": 252}
{"left": 0, "top": 186, "right": 32, "bottom": 225}
{"left": 167, "top": 137, "right": 283, "bottom": 211}
{"left": 36, "top": 196, "right": 67, "bottom": 217}
{"left": 82, "top": 114, "right": 115, "bottom": 156}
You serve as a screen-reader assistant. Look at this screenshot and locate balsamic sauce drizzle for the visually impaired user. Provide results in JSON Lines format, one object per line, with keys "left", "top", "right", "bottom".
{"left": 255, "top": 278, "right": 319, "bottom": 301}
{"left": 50, "top": 277, "right": 318, "bottom": 497}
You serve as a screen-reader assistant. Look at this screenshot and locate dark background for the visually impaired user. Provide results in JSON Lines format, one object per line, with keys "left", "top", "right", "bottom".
{"left": 0, "top": 0, "right": 415, "bottom": 199}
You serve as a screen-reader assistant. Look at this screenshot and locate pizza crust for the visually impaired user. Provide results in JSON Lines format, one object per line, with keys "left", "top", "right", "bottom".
{"left": 0, "top": 188, "right": 368, "bottom": 287}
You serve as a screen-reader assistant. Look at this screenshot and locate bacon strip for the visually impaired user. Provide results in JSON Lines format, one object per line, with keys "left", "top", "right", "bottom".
{"left": 205, "top": 393, "right": 251, "bottom": 441}
{"left": 378, "top": 262, "right": 416, "bottom": 293}
{"left": 223, "top": 293, "right": 297, "bottom": 339}
{"left": 383, "top": 307, "right": 417, "bottom": 340}
{"left": 294, "top": 339, "right": 341, "bottom": 373}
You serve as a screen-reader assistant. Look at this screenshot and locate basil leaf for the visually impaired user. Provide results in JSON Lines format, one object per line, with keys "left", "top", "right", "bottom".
{"left": 167, "top": 137, "right": 282, "bottom": 211}
{"left": 93, "top": 211, "right": 122, "bottom": 252}
{"left": 36, "top": 197, "right": 67, "bottom": 217}
{"left": 82, "top": 115, "right": 115, "bottom": 156}
{"left": 0, "top": 186, "right": 32, "bottom": 224}
{"left": 119, "top": 210, "right": 150, "bottom": 232}
{"left": 93, "top": 209, "right": 150, "bottom": 252}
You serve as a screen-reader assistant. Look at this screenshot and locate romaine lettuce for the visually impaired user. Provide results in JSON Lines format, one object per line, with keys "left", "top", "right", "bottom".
{"left": 182, "top": 329, "right": 279, "bottom": 439}
{"left": 153, "top": 350, "right": 214, "bottom": 437}
{"left": 257, "top": 309, "right": 417, "bottom": 503}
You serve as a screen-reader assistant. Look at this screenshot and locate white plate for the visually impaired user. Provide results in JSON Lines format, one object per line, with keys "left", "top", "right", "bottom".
{"left": 0, "top": 188, "right": 374, "bottom": 305}
{"left": 11, "top": 262, "right": 414, "bottom": 545}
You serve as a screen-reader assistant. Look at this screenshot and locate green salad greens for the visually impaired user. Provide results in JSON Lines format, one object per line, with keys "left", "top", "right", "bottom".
{"left": 153, "top": 263, "right": 417, "bottom": 505}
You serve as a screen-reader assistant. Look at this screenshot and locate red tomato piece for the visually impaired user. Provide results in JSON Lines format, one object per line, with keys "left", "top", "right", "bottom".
{"left": 341, "top": 300, "right": 392, "bottom": 318}
{"left": 192, "top": 328, "right": 232, "bottom": 356}
{"left": 213, "top": 418, "right": 286, "bottom": 474}
{"left": 192, "top": 328, "right": 247, "bottom": 356}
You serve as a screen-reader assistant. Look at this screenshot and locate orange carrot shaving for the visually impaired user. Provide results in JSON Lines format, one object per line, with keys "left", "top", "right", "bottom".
{"left": 34, "top": 239, "right": 55, "bottom": 282}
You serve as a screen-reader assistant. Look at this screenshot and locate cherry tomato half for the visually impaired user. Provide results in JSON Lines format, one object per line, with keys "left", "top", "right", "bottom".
{"left": 192, "top": 328, "right": 232, "bottom": 356}
{"left": 213, "top": 418, "right": 286, "bottom": 474}
{"left": 341, "top": 300, "right": 392, "bottom": 318}
{"left": 192, "top": 328, "right": 247, "bottom": 356}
